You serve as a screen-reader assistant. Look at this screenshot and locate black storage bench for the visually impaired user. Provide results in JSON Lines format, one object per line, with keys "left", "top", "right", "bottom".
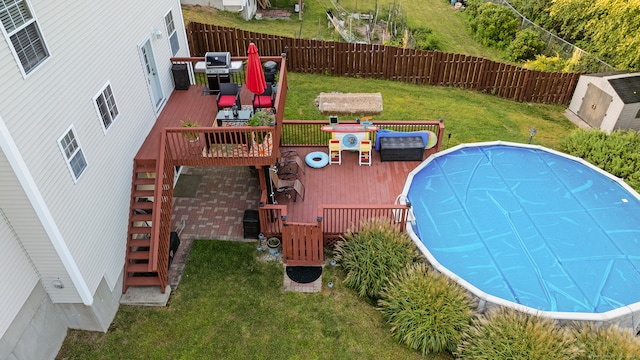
{"left": 379, "top": 136, "right": 424, "bottom": 161}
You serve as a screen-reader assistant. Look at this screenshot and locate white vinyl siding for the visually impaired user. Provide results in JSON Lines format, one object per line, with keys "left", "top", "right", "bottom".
{"left": 94, "top": 82, "right": 120, "bottom": 132}
{"left": 164, "top": 10, "right": 179, "bottom": 56}
{"left": 58, "top": 126, "right": 87, "bottom": 182}
{"left": 0, "top": 0, "right": 49, "bottom": 75}
{"left": 0, "top": 0, "right": 183, "bottom": 301}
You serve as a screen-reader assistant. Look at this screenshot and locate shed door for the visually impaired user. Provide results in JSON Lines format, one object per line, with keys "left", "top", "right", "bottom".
{"left": 577, "top": 83, "right": 612, "bottom": 128}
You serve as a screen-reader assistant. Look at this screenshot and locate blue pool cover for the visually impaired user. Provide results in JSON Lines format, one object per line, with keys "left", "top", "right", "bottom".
{"left": 406, "top": 144, "right": 640, "bottom": 313}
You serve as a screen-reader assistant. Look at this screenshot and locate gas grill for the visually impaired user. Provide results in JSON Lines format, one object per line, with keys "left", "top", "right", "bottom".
{"left": 205, "top": 52, "right": 231, "bottom": 93}
{"left": 205, "top": 52, "right": 231, "bottom": 74}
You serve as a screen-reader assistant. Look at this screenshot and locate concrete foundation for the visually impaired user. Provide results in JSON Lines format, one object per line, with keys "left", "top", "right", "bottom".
{"left": 0, "top": 272, "right": 124, "bottom": 359}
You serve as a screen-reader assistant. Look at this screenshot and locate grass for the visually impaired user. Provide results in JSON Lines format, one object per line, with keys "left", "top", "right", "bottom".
{"left": 58, "top": 241, "right": 437, "bottom": 359}
{"left": 283, "top": 72, "right": 573, "bottom": 149}
{"left": 181, "top": 0, "right": 506, "bottom": 62}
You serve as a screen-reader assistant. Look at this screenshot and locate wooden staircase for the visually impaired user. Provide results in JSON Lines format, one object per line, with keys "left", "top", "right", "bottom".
{"left": 123, "top": 159, "right": 167, "bottom": 293}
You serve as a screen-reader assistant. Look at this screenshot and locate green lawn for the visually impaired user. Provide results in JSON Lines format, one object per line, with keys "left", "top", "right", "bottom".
{"left": 282, "top": 72, "right": 573, "bottom": 149}
{"left": 58, "top": 241, "right": 438, "bottom": 360}
{"left": 182, "top": 0, "right": 505, "bottom": 62}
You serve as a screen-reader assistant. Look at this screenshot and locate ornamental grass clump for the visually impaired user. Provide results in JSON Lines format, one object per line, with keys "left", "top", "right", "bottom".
{"left": 378, "top": 263, "right": 474, "bottom": 355}
{"left": 456, "top": 307, "right": 579, "bottom": 360}
{"left": 572, "top": 323, "right": 640, "bottom": 358}
{"left": 334, "top": 218, "right": 421, "bottom": 300}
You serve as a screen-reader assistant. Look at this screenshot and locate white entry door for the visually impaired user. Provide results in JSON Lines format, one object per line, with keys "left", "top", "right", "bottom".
{"left": 140, "top": 39, "right": 164, "bottom": 109}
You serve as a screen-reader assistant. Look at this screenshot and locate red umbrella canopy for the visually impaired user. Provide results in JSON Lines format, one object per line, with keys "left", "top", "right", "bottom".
{"left": 245, "top": 43, "right": 267, "bottom": 95}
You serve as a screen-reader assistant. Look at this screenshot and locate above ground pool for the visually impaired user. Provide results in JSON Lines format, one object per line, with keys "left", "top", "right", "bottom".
{"left": 402, "top": 142, "right": 640, "bottom": 324}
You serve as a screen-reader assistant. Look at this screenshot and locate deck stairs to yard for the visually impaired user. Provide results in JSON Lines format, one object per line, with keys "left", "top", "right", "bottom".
{"left": 123, "top": 159, "right": 165, "bottom": 292}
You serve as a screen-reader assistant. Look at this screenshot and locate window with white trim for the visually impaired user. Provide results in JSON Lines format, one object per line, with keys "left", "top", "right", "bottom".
{"left": 0, "top": 0, "right": 49, "bottom": 75}
{"left": 94, "top": 83, "right": 119, "bottom": 132}
{"left": 164, "top": 10, "right": 179, "bottom": 56}
{"left": 58, "top": 127, "right": 87, "bottom": 182}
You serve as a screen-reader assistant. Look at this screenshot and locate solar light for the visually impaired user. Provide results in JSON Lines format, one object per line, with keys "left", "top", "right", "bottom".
{"left": 328, "top": 281, "right": 334, "bottom": 295}
{"left": 330, "top": 260, "right": 337, "bottom": 267}
{"left": 529, "top": 128, "right": 537, "bottom": 144}
{"left": 257, "top": 246, "right": 262, "bottom": 257}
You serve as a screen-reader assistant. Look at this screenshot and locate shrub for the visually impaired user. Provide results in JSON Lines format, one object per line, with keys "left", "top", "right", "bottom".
{"left": 561, "top": 129, "right": 640, "bottom": 192}
{"left": 378, "top": 263, "right": 474, "bottom": 355}
{"left": 334, "top": 218, "right": 420, "bottom": 300}
{"left": 470, "top": 3, "right": 519, "bottom": 49}
{"left": 413, "top": 27, "right": 440, "bottom": 51}
{"left": 456, "top": 307, "right": 579, "bottom": 359}
{"left": 523, "top": 54, "right": 567, "bottom": 72}
{"left": 572, "top": 323, "right": 640, "bottom": 358}
{"left": 508, "top": 28, "right": 546, "bottom": 62}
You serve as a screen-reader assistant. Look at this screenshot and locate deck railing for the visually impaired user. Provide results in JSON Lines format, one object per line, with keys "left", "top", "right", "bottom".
{"left": 281, "top": 119, "right": 445, "bottom": 153}
{"left": 320, "top": 205, "right": 410, "bottom": 245}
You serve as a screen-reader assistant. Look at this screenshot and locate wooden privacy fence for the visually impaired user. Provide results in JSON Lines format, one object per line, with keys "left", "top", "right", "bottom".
{"left": 186, "top": 22, "right": 580, "bottom": 104}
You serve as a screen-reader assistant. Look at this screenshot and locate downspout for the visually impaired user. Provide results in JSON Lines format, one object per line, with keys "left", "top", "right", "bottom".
{"left": 0, "top": 116, "right": 93, "bottom": 305}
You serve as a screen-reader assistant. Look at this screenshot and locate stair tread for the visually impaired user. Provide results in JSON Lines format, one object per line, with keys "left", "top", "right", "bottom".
{"left": 125, "top": 276, "right": 162, "bottom": 286}
{"left": 127, "top": 251, "right": 150, "bottom": 260}
{"left": 133, "top": 190, "right": 155, "bottom": 197}
{"left": 132, "top": 213, "right": 153, "bottom": 221}
{"left": 126, "top": 263, "right": 153, "bottom": 272}
{"left": 129, "top": 239, "right": 151, "bottom": 248}
{"left": 134, "top": 178, "right": 156, "bottom": 185}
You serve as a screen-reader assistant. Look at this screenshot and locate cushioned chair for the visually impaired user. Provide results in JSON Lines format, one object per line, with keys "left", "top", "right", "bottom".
{"left": 252, "top": 83, "right": 274, "bottom": 113}
{"left": 216, "top": 83, "right": 240, "bottom": 110}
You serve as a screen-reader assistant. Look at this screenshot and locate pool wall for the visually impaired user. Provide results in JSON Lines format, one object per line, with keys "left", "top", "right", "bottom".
{"left": 401, "top": 141, "right": 640, "bottom": 331}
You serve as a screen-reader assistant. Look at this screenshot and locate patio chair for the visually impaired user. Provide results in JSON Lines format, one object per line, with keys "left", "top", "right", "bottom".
{"left": 216, "top": 83, "right": 241, "bottom": 110}
{"left": 359, "top": 139, "right": 372, "bottom": 166}
{"left": 329, "top": 139, "right": 341, "bottom": 165}
{"left": 268, "top": 166, "right": 305, "bottom": 202}
{"left": 252, "top": 83, "right": 274, "bottom": 113}
{"left": 276, "top": 152, "right": 306, "bottom": 176}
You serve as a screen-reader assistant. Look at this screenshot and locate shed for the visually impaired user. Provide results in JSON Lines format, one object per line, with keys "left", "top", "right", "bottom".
{"left": 568, "top": 72, "right": 640, "bottom": 133}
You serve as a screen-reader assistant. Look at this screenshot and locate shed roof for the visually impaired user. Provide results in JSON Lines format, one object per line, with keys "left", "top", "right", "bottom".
{"left": 609, "top": 75, "right": 640, "bottom": 104}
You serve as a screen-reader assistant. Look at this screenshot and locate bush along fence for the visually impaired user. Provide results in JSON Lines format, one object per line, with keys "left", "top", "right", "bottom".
{"left": 186, "top": 22, "right": 580, "bottom": 105}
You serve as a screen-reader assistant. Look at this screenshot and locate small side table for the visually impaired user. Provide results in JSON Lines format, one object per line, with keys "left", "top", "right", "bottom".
{"left": 216, "top": 109, "right": 252, "bottom": 127}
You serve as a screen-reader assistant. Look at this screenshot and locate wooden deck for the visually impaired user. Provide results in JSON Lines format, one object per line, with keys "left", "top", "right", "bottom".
{"left": 135, "top": 83, "right": 439, "bottom": 224}
{"left": 135, "top": 84, "right": 255, "bottom": 161}
{"left": 274, "top": 147, "right": 421, "bottom": 223}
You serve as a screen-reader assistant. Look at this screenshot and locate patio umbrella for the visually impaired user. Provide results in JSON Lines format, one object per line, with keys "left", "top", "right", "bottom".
{"left": 245, "top": 42, "right": 267, "bottom": 97}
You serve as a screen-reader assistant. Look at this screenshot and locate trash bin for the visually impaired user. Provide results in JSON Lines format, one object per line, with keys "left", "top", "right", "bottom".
{"left": 172, "top": 63, "right": 190, "bottom": 90}
{"left": 243, "top": 210, "right": 260, "bottom": 239}
{"left": 263, "top": 61, "right": 278, "bottom": 84}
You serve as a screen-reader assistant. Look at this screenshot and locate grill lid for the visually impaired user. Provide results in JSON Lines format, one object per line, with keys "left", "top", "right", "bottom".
{"left": 205, "top": 52, "right": 231, "bottom": 68}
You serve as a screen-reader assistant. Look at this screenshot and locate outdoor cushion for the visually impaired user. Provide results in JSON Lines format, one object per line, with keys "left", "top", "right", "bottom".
{"left": 218, "top": 95, "right": 238, "bottom": 108}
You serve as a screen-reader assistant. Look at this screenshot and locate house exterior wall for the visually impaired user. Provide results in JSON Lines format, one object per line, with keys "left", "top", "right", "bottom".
{"left": 0, "top": 0, "right": 189, "bottom": 358}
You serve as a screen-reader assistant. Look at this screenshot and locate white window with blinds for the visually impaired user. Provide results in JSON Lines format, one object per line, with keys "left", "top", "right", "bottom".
{"left": 58, "top": 126, "right": 88, "bottom": 183}
{"left": 93, "top": 82, "right": 119, "bottom": 133}
{"left": 164, "top": 10, "right": 179, "bottom": 56}
{"left": 0, "top": 0, "right": 49, "bottom": 75}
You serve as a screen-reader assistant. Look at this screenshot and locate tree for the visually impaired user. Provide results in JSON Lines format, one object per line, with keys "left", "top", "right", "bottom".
{"left": 550, "top": 0, "right": 640, "bottom": 70}
{"left": 471, "top": 2, "right": 520, "bottom": 49}
{"left": 508, "top": 28, "right": 546, "bottom": 62}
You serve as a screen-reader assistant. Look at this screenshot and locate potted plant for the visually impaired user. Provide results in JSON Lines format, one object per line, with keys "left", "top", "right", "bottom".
{"left": 180, "top": 119, "right": 200, "bottom": 142}
{"left": 266, "top": 237, "right": 281, "bottom": 255}
{"left": 247, "top": 111, "right": 275, "bottom": 150}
